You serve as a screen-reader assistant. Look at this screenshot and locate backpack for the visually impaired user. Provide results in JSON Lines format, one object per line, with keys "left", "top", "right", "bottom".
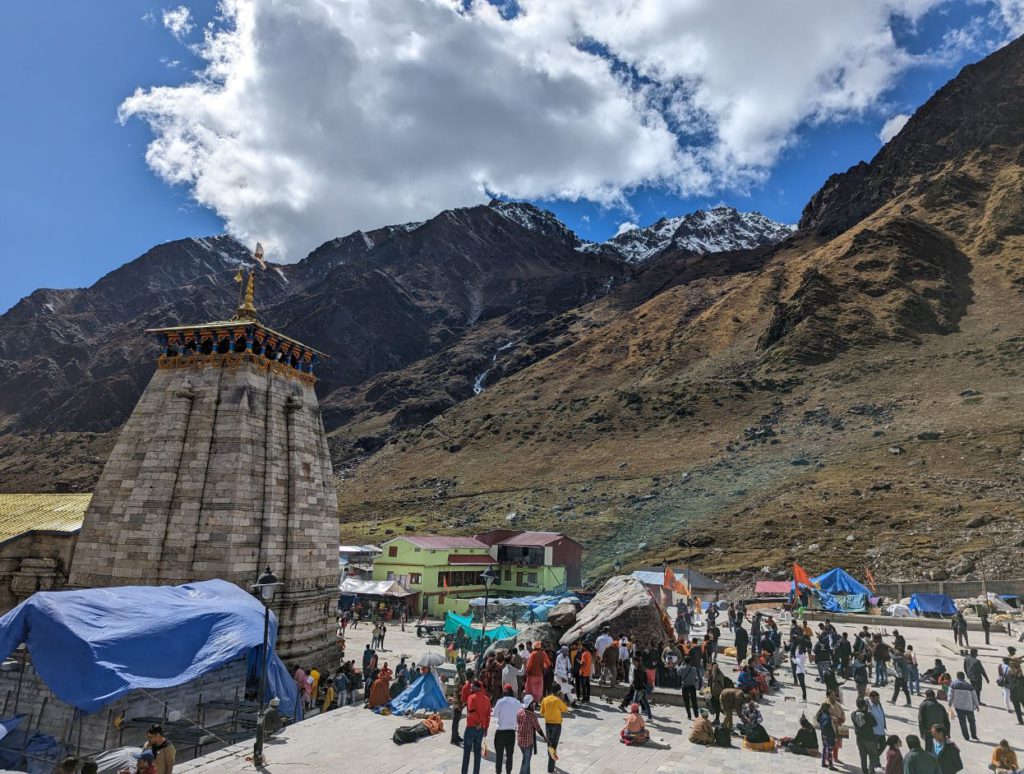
{"left": 714, "top": 726, "right": 733, "bottom": 747}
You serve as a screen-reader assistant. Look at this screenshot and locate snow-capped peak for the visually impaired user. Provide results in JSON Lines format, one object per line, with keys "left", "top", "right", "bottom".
{"left": 488, "top": 200, "right": 580, "bottom": 246}
{"left": 605, "top": 206, "right": 794, "bottom": 264}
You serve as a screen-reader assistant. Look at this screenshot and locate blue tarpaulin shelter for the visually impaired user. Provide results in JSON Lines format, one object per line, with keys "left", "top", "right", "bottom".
{"left": 811, "top": 568, "right": 871, "bottom": 596}
{"left": 443, "top": 613, "right": 518, "bottom": 642}
{"left": 386, "top": 672, "right": 449, "bottom": 714}
{"left": 908, "top": 593, "right": 957, "bottom": 617}
{"left": 0, "top": 580, "right": 299, "bottom": 717}
{"left": 0, "top": 716, "right": 63, "bottom": 774}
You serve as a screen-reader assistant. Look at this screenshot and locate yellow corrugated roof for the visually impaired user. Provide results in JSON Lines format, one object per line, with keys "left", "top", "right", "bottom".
{"left": 0, "top": 494, "right": 91, "bottom": 543}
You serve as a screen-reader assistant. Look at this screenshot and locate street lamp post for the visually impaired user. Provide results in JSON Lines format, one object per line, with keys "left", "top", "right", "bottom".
{"left": 252, "top": 566, "right": 283, "bottom": 768}
{"left": 479, "top": 566, "right": 498, "bottom": 657}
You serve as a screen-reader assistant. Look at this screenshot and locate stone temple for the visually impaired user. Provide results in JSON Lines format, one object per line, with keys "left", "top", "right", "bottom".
{"left": 69, "top": 269, "right": 338, "bottom": 663}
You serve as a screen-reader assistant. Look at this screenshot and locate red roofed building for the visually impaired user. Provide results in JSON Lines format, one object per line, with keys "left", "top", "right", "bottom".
{"left": 476, "top": 529, "right": 583, "bottom": 588}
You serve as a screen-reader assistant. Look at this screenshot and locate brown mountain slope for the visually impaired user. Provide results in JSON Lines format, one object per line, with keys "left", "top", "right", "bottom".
{"left": 337, "top": 42, "right": 1024, "bottom": 587}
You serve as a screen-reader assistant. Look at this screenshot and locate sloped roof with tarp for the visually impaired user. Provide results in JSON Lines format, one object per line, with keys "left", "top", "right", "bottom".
{"left": 0, "top": 579, "right": 298, "bottom": 716}
{"left": 339, "top": 577, "right": 415, "bottom": 597}
{"left": 908, "top": 593, "right": 957, "bottom": 616}
{"left": 632, "top": 568, "right": 723, "bottom": 591}
{"left": 810, "top": 568, "right": 871, "bottom": 596}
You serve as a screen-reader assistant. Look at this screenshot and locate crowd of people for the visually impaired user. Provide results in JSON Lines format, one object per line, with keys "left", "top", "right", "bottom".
{"left": 298, "top": 599, "right": 1023, "bottom": 774}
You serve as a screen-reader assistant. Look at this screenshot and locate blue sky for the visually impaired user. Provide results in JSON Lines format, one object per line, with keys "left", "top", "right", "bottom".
{"left": 0, "top": 1, "right": 1015, "bottom": 313}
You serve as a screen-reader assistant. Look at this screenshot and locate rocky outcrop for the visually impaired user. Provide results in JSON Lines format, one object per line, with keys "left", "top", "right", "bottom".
{"left": 800, "top": 36, "right": 1024, "bottom": 236}
{"left": 559, "top": 576, "right": 668, "bottom": 646}
{"left": 546, "top": 602, "right": 577, "bottom": 630}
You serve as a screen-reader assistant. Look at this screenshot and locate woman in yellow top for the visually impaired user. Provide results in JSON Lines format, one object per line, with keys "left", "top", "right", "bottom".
{"left": 539, "top": 687, "right": 569, "bottom": 772}
{"left": 990, "top": 739, "right": 1019, "bottom": 774}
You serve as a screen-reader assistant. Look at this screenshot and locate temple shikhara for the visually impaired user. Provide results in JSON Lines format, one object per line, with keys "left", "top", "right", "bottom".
{"left": 68, "top": 262, "right": 339, "bottom": 663}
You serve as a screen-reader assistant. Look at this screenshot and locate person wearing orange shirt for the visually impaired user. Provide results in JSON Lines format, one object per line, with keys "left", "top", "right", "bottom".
{"left": 524, "top": 642, "right": 550, "bottom": 708}
{"left": 578, "top": 645, "right": 593, "bottom": 703}
{"left": 462, "top": 681, "right": 491, "bottom": 774}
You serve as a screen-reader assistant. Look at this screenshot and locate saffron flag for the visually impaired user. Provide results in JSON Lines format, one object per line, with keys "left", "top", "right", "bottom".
{"left": 674, "top": 578, "right": 690, "bottom": 596}
{"left": 663, "top": 566, "right": 676, "bottom": 590}
{"left": 793, "top": 562, "right": 817, "bottom": 589}
{"left": 865, "top": 567, "right": 877, "bottom": 594}
{"left": 443, "top": 575, "right": 449, "bottom": 594}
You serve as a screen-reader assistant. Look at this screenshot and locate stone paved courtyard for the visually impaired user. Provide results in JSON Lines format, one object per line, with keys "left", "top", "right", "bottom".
{"left": 178, "top": 613, "right": 1024, "bottom": 773}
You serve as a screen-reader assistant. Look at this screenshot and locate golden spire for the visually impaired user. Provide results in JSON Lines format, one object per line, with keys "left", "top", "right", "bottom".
{"left": 232, "top": 243, "right": 264, "bottom": 322}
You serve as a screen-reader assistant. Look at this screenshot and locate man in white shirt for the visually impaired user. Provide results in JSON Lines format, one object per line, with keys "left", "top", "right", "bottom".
{"left": 492, "top": 684, "right": 521, "bottom": 774}
{"left": 502, "top": 659, "right": 524, "bottom": 699}
{"left": 594, "top": 630, "right": 613, "bottom": 683}
{"left": 554, "top": 646, "right": 577, "bottom": 705}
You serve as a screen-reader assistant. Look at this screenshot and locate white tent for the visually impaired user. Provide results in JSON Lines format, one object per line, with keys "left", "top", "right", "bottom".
{"left": 339, "top": 577, "right": 415, "bottom": 597}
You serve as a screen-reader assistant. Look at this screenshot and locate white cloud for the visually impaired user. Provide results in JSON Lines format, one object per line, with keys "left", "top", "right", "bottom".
{"left": 121, "top": 0, "right": 964, "bottom": 262}
{"left": 879, "top": 113, "right": 911, "bottom": 143}
{"left": 162, "top": 6, "right": 194, "bottom": 41}
{"left": 995, "top": 0, "right": 1024, "bottom": 36}
{"left": 615, "top": 221, "right": 639, "bottom": 236}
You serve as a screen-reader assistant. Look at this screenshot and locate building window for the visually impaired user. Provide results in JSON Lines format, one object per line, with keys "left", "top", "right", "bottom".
{"left": 527, "top": 572, "right": 538, "bottom": 586}
{"left": 409, "top": 573, "right": 421, "bottom": 585}
{"left": 504, "top": 570, "right": 511, "bottom": 581}
{"left": 386, "top": 571, "right": 395, "bottom": 580}
{"left": 388, "top": 546, "right": 398, "bottom": 557}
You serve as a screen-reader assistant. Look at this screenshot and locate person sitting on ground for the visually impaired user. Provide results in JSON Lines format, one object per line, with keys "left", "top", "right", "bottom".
{"left": 264, "top": 697, "right": 284, "bottom": 735}
{"left": 620, "top": 702, "right": 650, "bottom": 746}
{"left": 366, "top": 670, "right": 392, "bottom": 709}
{"left": 689, "top": 708, "right": 715, "bottom": 745}
{"left": 990, "top": 739, "right": 1021, "bottom": 774}
{"left": 736, "top": 665, "right": 759, "bottom": 698}
{"left": 921, "top": 659, "right": 947, "bottom": 684}
{"left": 737, "top": 697, "right": 771, "bottom": 745}
{"left": 741, "top": 716, "right": 774, "bottom": 750}
{"left": 782, "top": 714, "right": 819, "bottom": 756}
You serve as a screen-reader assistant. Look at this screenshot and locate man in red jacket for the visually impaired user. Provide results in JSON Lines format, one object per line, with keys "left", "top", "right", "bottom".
{"left": 462, "top": 681, "right": 491, "bottom": 774}
{"left": 524, "top": 642, "right": 550, "bottom": 706}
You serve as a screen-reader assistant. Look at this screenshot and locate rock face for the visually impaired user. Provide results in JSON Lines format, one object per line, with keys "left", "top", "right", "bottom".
{"left": 546, "top": 602, "right": 578, "bottom": 630}
{"left": 559, "top": 576, "right": 667, "bottom": 646}
{"left": 800, "top": 35, "right": 1024, "bottom": 236}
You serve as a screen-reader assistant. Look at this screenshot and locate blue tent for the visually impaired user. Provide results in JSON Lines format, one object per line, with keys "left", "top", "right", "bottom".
{"left": 0, "top": 579, "right": 299, "bottom": 717}
{"left": 908, "top": 593, "right": 957, "bottom": 617}
{"left": 811, "top": 568, "right": 871, "bottom": 597}
{"left": 387, "top": 672, "right": 449, "bottom": 714}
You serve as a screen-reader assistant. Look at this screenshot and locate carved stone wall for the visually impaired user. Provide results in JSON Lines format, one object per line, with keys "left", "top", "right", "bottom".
{"left": 69, "top": 359, "right": 339, "bottom": 662}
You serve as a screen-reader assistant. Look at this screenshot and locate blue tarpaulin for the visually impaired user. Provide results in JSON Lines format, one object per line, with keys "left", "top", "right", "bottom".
{"left": 908, "top": 593, "right": 957, "bottom": 616}
{"left": 0, "top": 580, "right": 298, "bottom": 717}
{"left": 811, "top": 568, "right": 871, "bottom": 596}
{"left": 386, "top": 672, "right": 449, "bottom": 714}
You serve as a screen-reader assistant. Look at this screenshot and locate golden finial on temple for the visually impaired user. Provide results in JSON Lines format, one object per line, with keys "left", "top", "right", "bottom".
{"left": 232, "top": 242, "right": 265, "bottom": 322}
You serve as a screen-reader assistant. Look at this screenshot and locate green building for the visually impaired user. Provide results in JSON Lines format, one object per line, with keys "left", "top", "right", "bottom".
{"left": 373, "top": 531, "right": 582, "bottom": 617}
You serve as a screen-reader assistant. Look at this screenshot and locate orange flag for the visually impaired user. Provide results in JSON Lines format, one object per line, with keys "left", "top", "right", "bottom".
{"left": 793, "top": 562, "right": 817, "bottom": 589}
{"left": 674, "top": 578, "right": 690, "bottom": 596}
{"left": 443, "top": 575, "right": 449, "bottom": 594}
{"left": 865, "top": 567, "right": 877, "bottom": 594}
{"left": 663, "top": 566, "right": 677, "bottom": 590}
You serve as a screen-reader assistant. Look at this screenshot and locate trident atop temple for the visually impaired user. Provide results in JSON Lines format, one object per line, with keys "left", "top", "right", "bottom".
{"left": 233, "top": 242, "right": 265, "bottom": 322}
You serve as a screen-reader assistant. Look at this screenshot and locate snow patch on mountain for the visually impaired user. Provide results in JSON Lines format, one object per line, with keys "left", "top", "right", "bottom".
{"left": 488, "top": 200, "right": 581, "bottom": 246}
{"left": 604, "top": 207, "right": 794, "bottom": 264}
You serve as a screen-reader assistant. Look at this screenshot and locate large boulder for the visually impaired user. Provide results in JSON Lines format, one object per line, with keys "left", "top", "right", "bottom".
{"left": 485, "top": 622, "right": 557, "bottom": 657}
{"left": 559, "top": 575, "right": 669, "bottom": 646}
{"left": 546, "top": 602, "right": 577, "bottom": 631}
